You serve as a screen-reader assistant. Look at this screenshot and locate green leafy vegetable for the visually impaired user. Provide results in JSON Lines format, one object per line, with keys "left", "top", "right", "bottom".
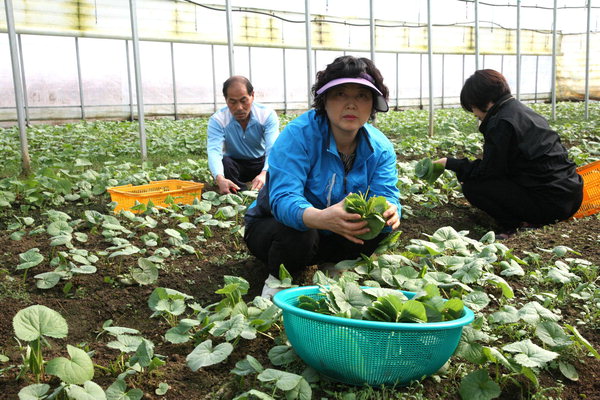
{"left": 415, "top": 158, "right": 445, "bottom": 184}
{"left": 344, "top": 192, "right": 388, "bottom": 240}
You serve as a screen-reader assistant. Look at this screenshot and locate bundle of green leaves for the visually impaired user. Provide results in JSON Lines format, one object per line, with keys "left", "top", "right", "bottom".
{"left": 298, "top": 282, "right": 465, "bottom": 323}
{"left": 415, "top": 158, "right": 445, "bottom": 184}
{"left": 344, "top": 192, "right": 388, "bottom": 240}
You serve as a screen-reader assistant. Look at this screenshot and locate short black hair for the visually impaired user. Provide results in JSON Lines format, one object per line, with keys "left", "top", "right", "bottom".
{"left": 312, "top": 56, "right": 388, "bottom": 120}
{"left": 222, "top": 76, "right": 254, "bottom": 98}
{"left": 460, "top": 69, "right": 511, "bottom": 112}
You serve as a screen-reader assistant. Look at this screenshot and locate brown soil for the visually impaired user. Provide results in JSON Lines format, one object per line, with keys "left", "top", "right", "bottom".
{"left": 0, "top": 197, "right": 599, "bottom": 399}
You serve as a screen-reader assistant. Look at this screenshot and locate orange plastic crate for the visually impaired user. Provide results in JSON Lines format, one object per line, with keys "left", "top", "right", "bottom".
{"left": 107, "top": 180, "right": 204, "bottom": 213}
{"left": 573, "top": 160, "right": 600, "bottom": 219}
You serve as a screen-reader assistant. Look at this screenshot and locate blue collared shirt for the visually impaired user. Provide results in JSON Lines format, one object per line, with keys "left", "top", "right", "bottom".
{"left": 207, "top": 102, "right": 280, "bottom": 178}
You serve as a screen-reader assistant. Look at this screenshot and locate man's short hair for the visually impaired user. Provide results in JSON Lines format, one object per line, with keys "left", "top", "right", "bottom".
{"left": 222, "top": 76, "right": 254, "bottom": 98}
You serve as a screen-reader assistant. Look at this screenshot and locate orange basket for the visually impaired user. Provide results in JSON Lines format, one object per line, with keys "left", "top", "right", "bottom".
{"left": 573, "top": 160, "right": 600, "bottom": 219}
{"left": 107, "top": 180, "right": 204, "bottom": 213}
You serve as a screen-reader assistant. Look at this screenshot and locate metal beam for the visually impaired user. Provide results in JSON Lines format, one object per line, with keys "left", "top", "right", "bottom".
{"left": 427, "top": 0, "right": 434, "bottom": 137}
{"left": 369, "top": 0, "right": 375, "bottom": 62}
{"left": 516, "top": 0, "right": 521, "bottom": 100}
{"left": 584, "top": 0, "right": 591, "bottom": 120}
{"left": 225, "top": 0, "right": 235, "bottom": 76}
{"left": 305, "top": 0, "right": 314, "bottom": 108}
{"left": 475, "top": 0, "right": 479, "bottom": 70}
{"left": 129, "top": 0, "right": 147, "bottom": 161}
{"left": 4, "top": 0, "right": 31, "bottom": 174}
{"left": 551, "top": 0, "right": 557, "bottom": 120}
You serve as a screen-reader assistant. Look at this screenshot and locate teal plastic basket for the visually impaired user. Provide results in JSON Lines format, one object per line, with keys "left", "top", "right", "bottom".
{"left": 273, "top": 286, "right": 474, "bottom": 386}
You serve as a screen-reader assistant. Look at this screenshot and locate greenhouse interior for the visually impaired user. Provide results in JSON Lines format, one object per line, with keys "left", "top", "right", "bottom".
{"left": 1, "top": 1, "right": 600, "bottom": 399}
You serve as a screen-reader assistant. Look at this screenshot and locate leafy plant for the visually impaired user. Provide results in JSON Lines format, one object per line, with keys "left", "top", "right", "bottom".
{"left": 344, "top": 192, "right": 388, "bottom": 240}
{"left": 415, "top": 158, "right": 445, "bottom": 184}
{"left": 13, "top": 305, "right": 69, "bottom": 382}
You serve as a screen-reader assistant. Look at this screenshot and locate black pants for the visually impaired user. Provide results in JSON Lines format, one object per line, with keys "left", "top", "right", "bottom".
{"left": 462, "top": 178, "right": 583, "bottom": 229}
{"left": 244, "top": 216, "right": 388, "bottom": 274}
{"left": 223, "top": 155, "right": 265, "bottom": 190}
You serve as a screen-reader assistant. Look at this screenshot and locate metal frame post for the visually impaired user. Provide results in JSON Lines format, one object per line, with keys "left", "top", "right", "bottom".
{"left": 75, "top": 36, "right": 86, "bottom": 119}
{"left": 584, "top": 0, "right": 591, "bottom": 119}
{"left": 551, "top": 0, "right": 557, "bottom": 120}
{"left": 17, "top": 34, "right": 30, "bottom": 125}
{"left": 129, "top": 0, "right": 147, "bottom": 161}
{"left": 427, "top": 0, "right": 434, "bottom": 137}
{"left": 225, "top": 0, "right": 235, "bottom": 76}
{"left": 5, "top": 0, "right": 31, "bottom": 174}
{"left": 305, "top": 0, "right": 314, "bottom": 108}
{"left": 170, "top": 42, "right": 178, "bottom": 119}
{"left": 516, "top": 0, "right": 521, "bottom": 100}
{"left": 475, "top": 0, "right": 479, "bottom": 70}
{"left": 369, "top": 0, "right": 375, "bottom": 62}
{"left": 125, "top": 40, "right": 134, "bottom": 121}
{"left": 282, "top": 48, "right": 288, "bottom": 113}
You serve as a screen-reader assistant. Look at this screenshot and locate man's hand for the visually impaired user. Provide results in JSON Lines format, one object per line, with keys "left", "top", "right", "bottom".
{"left": 215, "top": 175, "right": 240, "bottom": 194}
{"left": 250, "top": 170, "right": 267, "bottom": 191}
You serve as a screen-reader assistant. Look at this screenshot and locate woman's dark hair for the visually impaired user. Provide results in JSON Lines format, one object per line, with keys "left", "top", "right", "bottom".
{"left": 222, "top": 76, "right": 254, "bottom": 98}
{"left": 312, "top": 56, "right": 389, "bottom": 120}
{"left": 460, "top": 69, "right": 511, "bottom": 112}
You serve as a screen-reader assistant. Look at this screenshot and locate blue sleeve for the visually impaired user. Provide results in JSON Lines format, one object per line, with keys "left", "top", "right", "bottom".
{"left": 207, "top": 117, "right": 225, "bottom": 178}
{"left": 268, "top": 124, "right": 313, "bottom": 231}
{"left": 370, "top": 144, "right": 402, "bottom": 219}
{"left": 262, "top": 110, "right": 280, "bottom": 171}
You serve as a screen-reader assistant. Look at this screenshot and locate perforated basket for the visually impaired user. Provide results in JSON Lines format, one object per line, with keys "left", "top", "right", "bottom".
{"left": 107, "top": 180, "right": 204, "bottom": 213}
{"left": 573, "top": 160, "right": 600, "bottom": 219}
{"left": 273, "top": 286, "right": 474, "bottom": 386}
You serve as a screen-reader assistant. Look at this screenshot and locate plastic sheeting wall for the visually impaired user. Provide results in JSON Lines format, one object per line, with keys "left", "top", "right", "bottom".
{"left": 0, "top": 0, "right": 598, "bottom": 123}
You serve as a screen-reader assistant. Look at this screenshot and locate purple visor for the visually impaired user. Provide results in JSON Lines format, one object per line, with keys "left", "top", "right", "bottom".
{"left": 316, "top": 77, "right": 389, "bottom": 112}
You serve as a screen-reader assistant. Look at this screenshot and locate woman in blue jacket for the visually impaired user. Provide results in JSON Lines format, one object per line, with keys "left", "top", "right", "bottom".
{"left": 244, "top": 56, "right": 401, "bottom": 277}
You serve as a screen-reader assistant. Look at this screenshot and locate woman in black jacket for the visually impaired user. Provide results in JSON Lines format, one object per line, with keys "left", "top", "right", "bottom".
{"left": 435, "top": 69, "right": 583, "bottom": 235}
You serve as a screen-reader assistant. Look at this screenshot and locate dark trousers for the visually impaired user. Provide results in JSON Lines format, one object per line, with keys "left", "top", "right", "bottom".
{"left": 244, "top": 216, "right": 388, "bottom": 274}
{"left": 462, "top": 178, "right": 583, "bottom": 229}
{"left": 223, "top": 155, "right": 265, "bottom": 190}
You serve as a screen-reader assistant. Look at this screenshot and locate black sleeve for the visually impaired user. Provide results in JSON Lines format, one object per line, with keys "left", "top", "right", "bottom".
{"left": 445, "top": 120, "right": 515, "bottom": 182}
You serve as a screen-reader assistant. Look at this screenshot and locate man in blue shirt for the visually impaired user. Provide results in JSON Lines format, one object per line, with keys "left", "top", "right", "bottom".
{"left": 207, "top": 76, "right": 280, "bottom": 194}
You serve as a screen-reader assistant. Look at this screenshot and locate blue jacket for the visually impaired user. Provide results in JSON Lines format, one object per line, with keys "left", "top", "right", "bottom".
{"left": 245, "top": 109, "right": 401, "bottom": 232}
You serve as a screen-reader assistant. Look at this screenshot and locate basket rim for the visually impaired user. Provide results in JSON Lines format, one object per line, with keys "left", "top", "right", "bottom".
{"left": 273, "top": 285, "right": 475, "bottom": 331}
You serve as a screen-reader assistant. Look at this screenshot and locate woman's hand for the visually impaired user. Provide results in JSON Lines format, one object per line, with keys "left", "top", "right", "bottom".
{"left": 383, "top": 202, "right": 400, "bottom": 231}
{"left": 433, "top": 157, "right": 447, "bottom": 167}
{"left": 302, "top": 200, "right": 369, "bottom": 244}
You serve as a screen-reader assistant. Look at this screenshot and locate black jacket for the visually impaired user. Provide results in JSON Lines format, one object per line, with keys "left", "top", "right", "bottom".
{"left": 446, "top": 95, "right": 583, "bottom": 199}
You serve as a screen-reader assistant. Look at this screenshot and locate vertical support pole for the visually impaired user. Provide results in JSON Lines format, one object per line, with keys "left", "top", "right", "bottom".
{"left": 427, "top": 0, "right": 434, "bottom": 137}
{"left": 441, "top": 53, "right": 445, "bottom": 109}
{"left": 534, "top": 55, "right": 539, "bottom": 102}
{"left": 75, "top": 36, "right": 86, "bottom": 120}
{"left": 369, "top": 0, "right": 375, "bottom": 62}
{"left": 551, "top": 0, "right": 557, "bottom": 120}
{"left": 474, "top": 0, "right": 479, "bottom": 70}
{"left": 516, "top": 0, "right": 521, "bottom": 100}
{"left": 419, "top": 54, "right": 423, "bottom": 109}
{"left": 17, "top": 33, "right": 30, "bottom": 126}
{"left": 305, "top": 0, "right": 314, "bottom": 109}
{"left": 125, "top": 40, "right": 134, "bottom": 121}
{"left": 170, "top": 42, "right": 178, "bottom": 120}
{"left": 584, "top": 0, "right": 591, "bottom": 120}
{"left": 225, "top": 0, "right": 235, "bottom": 76}
{"left": 129, "top": 0, "right": 147, "bottom": 161}
{"left": 248, "top": 47, "right": 253, "bottom": 82}
{"left": 4, "top": 0, "right": 30, "bottom": 174}
{"left": 211, "top": 45, "right": 218, "bottom": 112}
{"left": 283, "top": 48, "right": 288, "bottom": 113}
{"left": 395, "top": 52, "right": 399, "bottom": 109}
